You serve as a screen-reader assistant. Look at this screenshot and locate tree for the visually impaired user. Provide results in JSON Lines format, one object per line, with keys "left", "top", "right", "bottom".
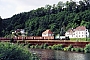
{"left": 45, "top": 4, "right": 52, "bottom": 15}
{"left": 1, "top": 0, "right": 90, "bottom": 37}
{"left": 65, "top": 0, "right": 77, "bottom": 12}
{"left": 83, "top": 0, "right": 90, "bottom": 10}
{"left": 0, "top": 42, "right": 39, "bottom": 60}
{"left": 57, "top": 1, "right": 65, "bottom": 12}
{"left": 77, "top": 1, "right": 86, "bottom": 12}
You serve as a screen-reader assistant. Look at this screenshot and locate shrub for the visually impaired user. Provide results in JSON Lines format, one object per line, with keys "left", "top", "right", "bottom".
{"left": 51, "top": 44, "right": 64, "bottom": 50}
{"left": 39, "top": 43, "right": 49, "bottom": 49}
{"left": 30, "top": 45, "right": 35, "bottom": 49}
{"left": 34, "top": 44, "right": 39, "bottom": 49}
{"left": 57, "top": 44, "right": 64, "bottom": 50}
{"left": 63, "top": 47, "right": 68, "bottom": 51}
{"left": 52, "top": 44, "right": 58, "bottom": 50}
{"left": 84, "top": 44, "right": 90, "bottom": 53}
{"left": 0, "top": 42, "right": 39, "bottom": 60}
{"left": 43, "top": 43, "right": 49, "bottom": 49}
{"left": 73, "top": 47, "right": 84, "bottom": 52}
{"left": 71, "top": 48, "right": 75, "bottom": 51}
{"left": 27, "top": 43, "right": 32, "bottom": 48}
{"left": 64, "top": 45, "right": 73, "bottom": 51}
{"left": 47, "top": 46, "right": 52, "bottom": 49}
{"left": 74, "top": 48, "right": 81, "bottom": 52}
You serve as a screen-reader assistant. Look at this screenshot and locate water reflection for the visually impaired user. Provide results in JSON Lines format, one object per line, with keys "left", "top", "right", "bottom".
{"left": 30, "top": 49, "right": 90, "bottom": 60}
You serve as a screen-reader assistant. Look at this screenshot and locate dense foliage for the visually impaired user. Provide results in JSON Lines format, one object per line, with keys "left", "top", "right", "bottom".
{"left": 0, "top": 42, "right": 39, "bottom": 60}
{"left": 0, "top": 0, "right": 90, "bottom": 37}
{"left": 25, "top": 43, "right": 90, "bottom": 53}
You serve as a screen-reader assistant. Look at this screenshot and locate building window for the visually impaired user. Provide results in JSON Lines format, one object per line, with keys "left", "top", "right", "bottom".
{"left": 79, "top": 32, "right": 80, "bottom": 34}
{"left": 82, "top": 32, "right": 83, "bottom": 34}
{"left": 72, "top": 35, "right": 73, "bottom": 37}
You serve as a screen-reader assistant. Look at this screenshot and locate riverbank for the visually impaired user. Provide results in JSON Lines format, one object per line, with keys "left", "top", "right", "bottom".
{"left": 30, "top": 49, "right": 90, "bottom": 60}
{"left": 9, "top": 40, "right": 90, "bottom": 48}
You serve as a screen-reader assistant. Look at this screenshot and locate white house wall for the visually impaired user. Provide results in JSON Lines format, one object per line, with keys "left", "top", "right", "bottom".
{"left": 42, "top": 33, "right": 54, "bottom": 37}
{"left": 65, "top": 29, "right": 89, "bottom": 38}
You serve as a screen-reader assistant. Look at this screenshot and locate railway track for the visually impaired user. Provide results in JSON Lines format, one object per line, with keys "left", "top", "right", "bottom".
{"left": 0, "top": 39, "right": 90, "bottom": 48}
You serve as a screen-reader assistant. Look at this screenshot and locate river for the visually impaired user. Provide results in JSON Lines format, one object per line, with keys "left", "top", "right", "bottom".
{"left": 30, "top": 49, "right": 90, "bottom": 60}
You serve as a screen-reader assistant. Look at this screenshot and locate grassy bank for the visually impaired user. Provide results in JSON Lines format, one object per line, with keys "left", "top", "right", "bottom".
{"left": 70, "top": 38, "right": 90, "bottom": 42}
{"left": 20, "top": 43, "right": 90, "bottom": 53}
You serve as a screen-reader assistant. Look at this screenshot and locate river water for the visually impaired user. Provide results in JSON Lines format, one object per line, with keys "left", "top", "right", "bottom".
{"left": 30, "top": 49, "right": 90, "bottom": 60}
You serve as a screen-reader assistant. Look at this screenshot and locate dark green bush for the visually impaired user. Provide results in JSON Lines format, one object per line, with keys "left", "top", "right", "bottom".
{"left": 39, "top": 43, "right": 49, "bottom": 49}
{"left": 71, "top": 48, "right": 75, "bottom": 51}
{"left": 34, "top": 44, "right": 40, "bottom": 49}
{"left": 0, "top": 42, "right": 39, "bottom": 60}
{"left": 47, "top": 46, "right": 52, "bottom": 49}
{"left": 84, "top": 44, "right": 90, "bottom": 53}
{"left": 64, "top": 45, "right": 73, "bottom": 51}
{"left": 72, "top": 47, "right": 84, "bottom": 52}
{"left": 51, "top": 44, "right": 64, "bottom": 50}
{"left": 27, "top": 43, "right": 32, "bottom": 48}
{"left": 74, "top": 48, "right": 81, "bottom": 52}
{"left": 57, "top": 44, "right": 64, "bottom": 50}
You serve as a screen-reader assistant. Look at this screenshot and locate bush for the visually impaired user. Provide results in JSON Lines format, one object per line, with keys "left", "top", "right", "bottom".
{"left": 47, "top": 46, "right": 52, "bottom": 49}
{"left": 39, "top": 43, "right": 49, "bottom": 49}
{"left": 0, "top": 42, "right": 39, "bottom": 60}
{"left": 64, "top": 45, "right": 73, "bottom": 51}
{"left": 27, "top": 43, "right": 32, "bottom": 48}
{"left": 57, "top": 44, "right": 64, "bottom": 50}
{"left": 71, "top": 47, "right": 84, "bottom": 52}
{"left": 34, "top": 44, "right": 40, "bottom": 49}
{"left": 51, "top": 44, "right": 64, "bottom": 50}
{"left": 84, "top": 44, "right": 90, "bottom": 53}
{"left": 74, "top": 48, "right": 81, "bottom": 52}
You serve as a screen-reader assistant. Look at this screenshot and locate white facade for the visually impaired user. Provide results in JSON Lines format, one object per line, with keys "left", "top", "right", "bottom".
{"left": 65, "top": 26, "right": 89, "bottom": 38}
{"left": 42, "top": 29, "right": 53, "bottom": 37}
{"left": 42, "top": 33, "right": 53, "bottom": 37}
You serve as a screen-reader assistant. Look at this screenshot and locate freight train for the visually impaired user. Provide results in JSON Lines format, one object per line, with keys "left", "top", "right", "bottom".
{"left": 0, "top": 36, "right": 54, "bottom": 40}
{"left": 0, "top": 36, "right": 70, "bottom": 41}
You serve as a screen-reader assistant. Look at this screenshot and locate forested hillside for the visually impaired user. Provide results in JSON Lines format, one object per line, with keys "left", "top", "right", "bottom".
{"left": 0, "top": 0, "right": 90, "bottom": 37}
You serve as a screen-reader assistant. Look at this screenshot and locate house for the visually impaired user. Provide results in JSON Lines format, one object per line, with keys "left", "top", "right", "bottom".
{"left": 15, "top": 29, "right": 25, "bottom": 34}
{"left": 12, "top": 29, "right": 25, "bottom": 37}
{"left": 42, "top": 29, "right": 53, "bottom": 37}
{"left": 65, "top": 26, "right": 89, "bottom": 38}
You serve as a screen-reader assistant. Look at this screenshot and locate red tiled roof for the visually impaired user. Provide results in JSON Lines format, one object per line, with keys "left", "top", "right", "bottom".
{"left": 66, "top": 26, "right": 86, "bottom": 33}
{"left": 75, "top": 26, "right": 86, "bottom": 31}
{"left": 42, "top": 29, "right": 53, "bottom": 34}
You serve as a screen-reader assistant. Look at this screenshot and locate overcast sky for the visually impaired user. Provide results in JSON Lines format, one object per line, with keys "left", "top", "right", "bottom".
{"left": 0, "top": 0, "right": 80, "bottom": 19}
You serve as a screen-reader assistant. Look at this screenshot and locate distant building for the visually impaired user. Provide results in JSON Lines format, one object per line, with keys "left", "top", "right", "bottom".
{"left": 15, "top": 29, "right": 25, "bottom": 34}
{"left": 42, "top": 29, "right": 53, "bottom": 37}
{"left": 65, "top": 26, "right": 89, "bottom": 38}
{"left": 12, "top": 29, "right": 25, "bottom": 36}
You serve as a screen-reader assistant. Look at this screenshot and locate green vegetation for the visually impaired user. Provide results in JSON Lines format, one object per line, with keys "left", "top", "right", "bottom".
{"left": 23, "top": 43, "right": 90, "bottom": 53}
{"left": 70, "top": 38, "right": 90, "bottom": 41}
{"left": 84, "top": 44, "right": 90, "bottom": 53}
{"left": 0, "top": 0, "right": 90, "bottom": 37}
{"left": 0, "top": 42, "right": 39, "bottom": 60}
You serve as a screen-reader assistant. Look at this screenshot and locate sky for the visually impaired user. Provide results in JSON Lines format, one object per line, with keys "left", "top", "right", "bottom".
{"left": 0, "top": 0, "right": 80, "bottom": 19}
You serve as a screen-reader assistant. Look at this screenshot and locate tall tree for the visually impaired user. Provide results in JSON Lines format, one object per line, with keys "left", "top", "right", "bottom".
{"left": 78, "top": 1, "right": 86, "bottom": 12}
{"left": 56, "top": 1, "right": 64, "bottom": 12}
